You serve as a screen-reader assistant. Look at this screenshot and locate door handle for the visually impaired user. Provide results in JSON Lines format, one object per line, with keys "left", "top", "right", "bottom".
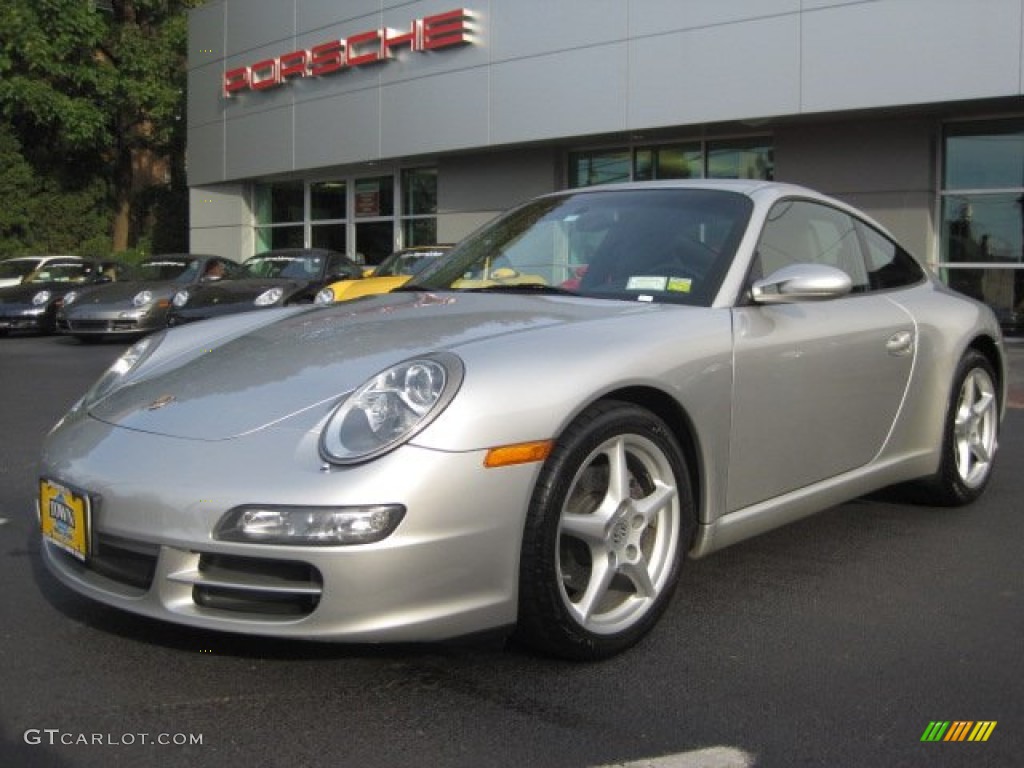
{"left": 886, "top": 331, "right": 915, "bottom": 357}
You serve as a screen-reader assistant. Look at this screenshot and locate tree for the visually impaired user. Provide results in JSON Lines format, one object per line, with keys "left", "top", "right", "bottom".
{"left": 0, "top": 0, "right": 202, "bottom": 256}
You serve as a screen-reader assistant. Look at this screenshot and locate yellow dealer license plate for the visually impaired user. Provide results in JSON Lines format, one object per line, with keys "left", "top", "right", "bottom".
{"left": 40, "top": 479, "right": 91, "bottom": 561}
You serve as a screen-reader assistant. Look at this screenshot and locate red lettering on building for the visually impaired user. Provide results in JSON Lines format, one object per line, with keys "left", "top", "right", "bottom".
{"left": 382, "top": 22, "right": 420, "bottom": 58}
{"left": 223, "top": 9, "right": 473, "bottom": 97}
{"left": 279, "top": 50, "right": 309, "bottom": 81}
{"left": 310, "top": 40, "right": 345, "bottom": 76}
{"left": 345, "top": 29, "right": 383, "bottom": 67}
{"left": 422, "top": 9, "right": 472, "bottom": 50}
{"left": 249, "top": 59, "right": 279, "bottom": 90}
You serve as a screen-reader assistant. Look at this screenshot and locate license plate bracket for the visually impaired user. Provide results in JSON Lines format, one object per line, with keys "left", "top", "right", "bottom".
{"left": 40, "top": 479, "right": 91, "bottom": 561}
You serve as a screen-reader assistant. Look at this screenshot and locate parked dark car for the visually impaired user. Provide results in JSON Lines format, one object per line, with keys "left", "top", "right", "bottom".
{"left": 167, "top": 248, "right": 363, "bottom": 325}
{"left": 58, "top": 254, "right": 241, "bottom": 340}
{"left": 0, "top": 259, "right": 131, "bottom": 335}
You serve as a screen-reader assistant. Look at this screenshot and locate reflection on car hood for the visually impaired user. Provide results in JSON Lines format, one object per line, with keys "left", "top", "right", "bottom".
{"left": 182, "top": 278, "right": 306, "bottom": 307}
{"left": 89, "top": 292, "right": 666, "bottom": 440}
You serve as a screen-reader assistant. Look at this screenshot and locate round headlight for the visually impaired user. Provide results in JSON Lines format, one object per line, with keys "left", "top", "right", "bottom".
{"left": 132, "top": 290, "right": 154, "bottom": 308}
{"left": 172, "top": 289, "right": 189, "bottom": 308}
{"left": 82, "top": 332, "right": 165, "bottom": 407}
{"left": 63, "top": 291, "right": 79, "bottom": 306}
{"left": 320, "top": 353, "right": 464, "bottom": 464}
{"left": 32, "top": 290, "right": 52, "bottom": 306}
{"left": 255, "top": 287, "right": 284, "bottom": 306}
{"left": 314, "top": 287, "right": 335, "bottom": 305}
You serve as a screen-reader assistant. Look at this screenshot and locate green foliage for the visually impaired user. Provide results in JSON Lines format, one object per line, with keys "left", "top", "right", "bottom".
{"left": 0, "top": 0, "right": 204, "bottom": 257}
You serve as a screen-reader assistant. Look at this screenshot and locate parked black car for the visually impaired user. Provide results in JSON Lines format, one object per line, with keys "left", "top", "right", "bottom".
{"left": 167, "top": 248, "right": 363, "bottom": 325}
{"left": 0, "top": 259, "right": 132, "bottom": 335}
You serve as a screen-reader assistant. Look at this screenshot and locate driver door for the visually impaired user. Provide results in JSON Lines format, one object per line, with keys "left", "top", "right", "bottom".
{"left": 726, "top": 199, "right": 916, "bottom": 512}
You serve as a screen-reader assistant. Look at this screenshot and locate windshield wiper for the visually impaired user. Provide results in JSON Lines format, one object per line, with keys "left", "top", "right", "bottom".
{"left": 462, "top": 284, "right": 575, "bottom": 295}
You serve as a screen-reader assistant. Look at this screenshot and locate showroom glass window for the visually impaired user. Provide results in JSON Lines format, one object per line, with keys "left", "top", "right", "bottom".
{"left": 254, "top": 181, "right": 304, "bottom": 251}
{"left": 310, "top": 181, "right": 347, "bottom": 253}
{"left": 569, "top": 138, "right": 772, "bottom": 188}
{"left": 941, "top": 120, "right": 1024, "bottom": 326}
{"left": 401, "top": 168, "right": 439, "bottom": 247}
{"left": 251, "top": 169, "right": 436, "bottom": 264}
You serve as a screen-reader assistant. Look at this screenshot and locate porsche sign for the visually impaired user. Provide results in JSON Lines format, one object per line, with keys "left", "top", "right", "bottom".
{"left": 223, "top": 9, "right": 473, "bottom": 97}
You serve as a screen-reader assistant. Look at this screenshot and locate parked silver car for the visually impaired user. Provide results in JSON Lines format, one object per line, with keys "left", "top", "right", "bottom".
{"left": 38, "top": 181, "right": 1005, "bottom": 659}
{"left": 59, "top": 254, "right": 238, "bottom": 340}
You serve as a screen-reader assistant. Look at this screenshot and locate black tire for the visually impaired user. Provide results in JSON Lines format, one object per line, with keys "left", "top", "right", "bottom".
{"left": 515, "top": 400, "right": 695, "bottom": 661}
{"left": 912, "top": 349, "right": 999, "bottom": 506}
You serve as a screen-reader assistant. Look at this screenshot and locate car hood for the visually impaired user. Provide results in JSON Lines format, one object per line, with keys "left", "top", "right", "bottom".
{"left": 88, "top": 291, "right": 679, "bottom": 440}
{"left": 182, "top": 278, "right": 306, "bottom": 307}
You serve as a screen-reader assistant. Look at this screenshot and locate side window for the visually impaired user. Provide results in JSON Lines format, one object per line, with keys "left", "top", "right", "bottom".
{"left": 858, "top": 222, "right": 926, "bottom": 290}
{"left": 755, "top": 200, "right": 869, "bottom": 291}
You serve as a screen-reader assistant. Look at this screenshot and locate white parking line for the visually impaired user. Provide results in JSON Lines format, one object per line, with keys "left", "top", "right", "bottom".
{"left": 594, "top": 747, "right": 756, "bottom": 768}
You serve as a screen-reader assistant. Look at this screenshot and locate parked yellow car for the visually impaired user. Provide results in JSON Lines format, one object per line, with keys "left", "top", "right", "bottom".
{"left": 315, "top": 245, "right": 452, "bottom": 304}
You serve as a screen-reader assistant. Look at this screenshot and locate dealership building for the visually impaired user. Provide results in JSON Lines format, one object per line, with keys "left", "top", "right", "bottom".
{"left": 187, "top": 0, "right": 1024, "bottom": 323}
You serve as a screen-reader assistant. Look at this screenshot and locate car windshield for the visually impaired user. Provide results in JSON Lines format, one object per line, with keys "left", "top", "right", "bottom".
{"left": 413, "top": 188, "right": 753, "bottom": 306}
{"left": 244, "top": 253, "right": 324, "bottom": 279}
{"left": 137, "top": 258, "right": 193, "bottom": 282}
{"left": 375, "top": 248, "right": 451, "bottom": 277}
{"left": 25, "top": 262, "right": 96, "bottom": 284}
{"left": 0, "top": 259, "right": 42, "bottom": 279}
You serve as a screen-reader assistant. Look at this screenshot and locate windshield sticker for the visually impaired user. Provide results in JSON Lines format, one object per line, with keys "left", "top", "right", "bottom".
{"left": 667, "top": 277, "right": 693, "bottom": 293}
{"left": 626, "top": 276, "right": 668, "bottom": 291}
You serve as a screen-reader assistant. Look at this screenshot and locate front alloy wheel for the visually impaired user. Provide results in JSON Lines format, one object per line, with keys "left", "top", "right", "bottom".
{"left": 516, "top": 401, "right": 694, "bottom": 660}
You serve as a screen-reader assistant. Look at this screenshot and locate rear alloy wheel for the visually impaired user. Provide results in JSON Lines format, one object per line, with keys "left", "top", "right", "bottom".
{"left": 516, "top": 401, "right": 694, "bottom": 660}
{"left": 917, "top": 350, "right": 999, "bottom": 506}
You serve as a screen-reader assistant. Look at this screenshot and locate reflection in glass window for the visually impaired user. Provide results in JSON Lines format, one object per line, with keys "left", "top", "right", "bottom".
{"left": 254, "top": 181, "right": 304, "bottom": 225}
{"left": 255, "top": 225, "right": 303, "bottom": 253}
{"left": 311, "top": 181, "right": 346, "bottom": 221}
{"left": 569, "top": 139, "right": 772, "bottom": 188}
{"left": 354, "top": 176, "right": 394, "bottom": 218}
{"left": 945, "top": 122, "right": 1024, "bottom": 190}
{"left": 401, "top": 168, "right": 438, "bottom": 247}
{"left": 569, "top": 149, "right": 631, "bottom": 187}
{"left": 312, "top": 224, "right": 346, "bottom": 253}
{"left": 635, "top": 144, "right": 702, "bottom": 181}
{"left": 940, "top": 120, "right": 1024, "bottom": 329}
{"left": 707, "top": 139, "right": 774, "bottom": 180}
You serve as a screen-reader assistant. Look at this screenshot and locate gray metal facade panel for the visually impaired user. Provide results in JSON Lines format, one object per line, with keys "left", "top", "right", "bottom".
{"left": 223, "top": 106, "right": 294, "bottom": 180}
{"left": 187, "top": 0, "right": 1024, "bottom": 186}
{"left": 295, "top": 89, "right": 381, "bottom": 169}
{"left": 188, "top": 62, "right": 228, "bottom": 130}
{"left": 381, "top": 68, "right": 491, "bottom": 157}
{"left": 487, "top": 0, "right": 627, "bottom": 62}
{"left": 627, "top": 15, "right": 801, "bottom": 129}
{"left": 295, "top": 0, "right": 379, "bottom": 33}
{"left": 801, "top": 0, "right": 1024, "bottom": 112}
{"left": 490, "top": 44, "right": 629, "bottom": 145}
{"left": 225, "top": 0, "right": 295, "bottom": 55}
{"left": 188, "top": 1, "right": 225, "bottom": 70}
{"left": 627, "top": 0, "right": 800, "bottom": 35}
{"left": 187, "top": 122, "right": 225, "bottom": 185}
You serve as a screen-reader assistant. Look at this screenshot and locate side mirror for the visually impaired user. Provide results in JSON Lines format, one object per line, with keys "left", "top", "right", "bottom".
{"left": 751, "top": 264, "right": 852, "bottom": 304}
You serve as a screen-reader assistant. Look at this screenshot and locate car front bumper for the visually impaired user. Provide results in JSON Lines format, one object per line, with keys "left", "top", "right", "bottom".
{"left": 0, "top": 307, "right": 52, "bottom": 333}
{"left": 59, "top": 308, "right": 168, "bottom": 336}
{"left": 39, "top": 412, "right": 533, "bottom": 642}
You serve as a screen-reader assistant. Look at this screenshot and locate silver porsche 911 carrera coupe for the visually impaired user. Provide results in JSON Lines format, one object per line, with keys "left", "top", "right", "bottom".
{"left": 38, "top": 181, "right": 1005, "bottom": 660}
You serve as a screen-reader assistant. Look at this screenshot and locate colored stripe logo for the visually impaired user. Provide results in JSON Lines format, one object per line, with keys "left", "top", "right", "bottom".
{"left": 921, "top": 721, "right": 997, "bottom": 742}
